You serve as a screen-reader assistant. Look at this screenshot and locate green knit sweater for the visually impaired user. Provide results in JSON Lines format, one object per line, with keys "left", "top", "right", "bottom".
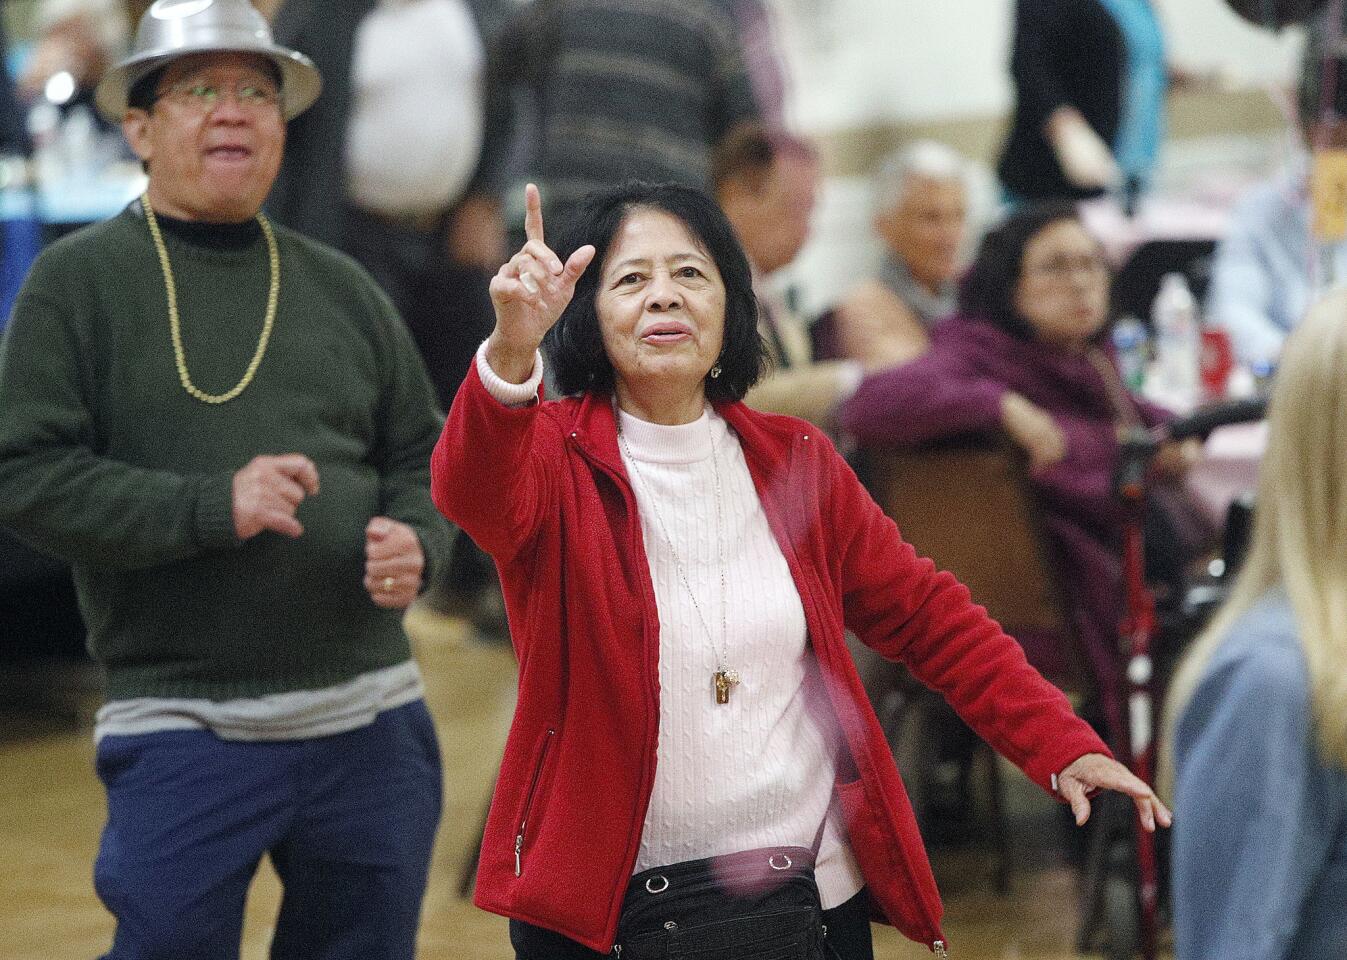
{"left": 0, "top": 204, "right": 453, "bottom": 700}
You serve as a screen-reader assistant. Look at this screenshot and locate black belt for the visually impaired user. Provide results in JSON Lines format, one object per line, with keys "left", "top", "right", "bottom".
{"left": 614, "top": 845, "right": 837, "bottom": 959}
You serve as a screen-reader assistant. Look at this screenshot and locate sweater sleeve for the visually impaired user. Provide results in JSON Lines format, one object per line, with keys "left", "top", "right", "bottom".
{"left": 368, "top": 288, "right": 456, "bottom": 588}
{"left": 825, "top": 441, "right": 1109, "bottom": 792}
{"left": 839, "top": 346, "right": 1007, "bottom": 447}
{"left": 1171, "top": 640, "right": 1334, "bottom": 960}
{"left": 0, "top": 285, "right": 238, "bottom": 569}
{"left": 430, "top": 356, "right": 556, "bottom": 559}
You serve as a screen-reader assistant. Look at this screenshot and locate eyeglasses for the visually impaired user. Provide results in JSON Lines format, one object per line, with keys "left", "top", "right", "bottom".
{"left": 1025, "top": 254, "right": 1110, "bottom": 282}
{"left": 158, "top": 78, "right": 282, "bottom": 113}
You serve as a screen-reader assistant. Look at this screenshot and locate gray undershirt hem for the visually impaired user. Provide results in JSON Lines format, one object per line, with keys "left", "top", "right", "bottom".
{"left": 92, "top": 660, "right": 425, "bottom": 743}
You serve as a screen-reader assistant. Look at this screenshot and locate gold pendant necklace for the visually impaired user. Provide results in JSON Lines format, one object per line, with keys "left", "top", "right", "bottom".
{"left": 619, "top": 414, "right": 741, "bottom": 705}
{"left": 142, "top": 194, "right": 280, "bottom": 405}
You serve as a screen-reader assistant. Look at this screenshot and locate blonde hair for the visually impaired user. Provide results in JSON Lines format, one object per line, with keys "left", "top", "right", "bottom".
{"left": 1162, "top": 292, "right": 1347, "bottom": 795}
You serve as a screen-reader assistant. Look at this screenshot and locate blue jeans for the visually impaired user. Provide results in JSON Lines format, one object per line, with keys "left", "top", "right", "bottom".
{"left": 93, "top": 700, "right": 442, "bottom": 960}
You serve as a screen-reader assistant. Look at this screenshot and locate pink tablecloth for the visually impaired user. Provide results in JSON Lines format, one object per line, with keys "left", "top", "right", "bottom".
{"left": 1079, "top": 194, "right": 1235, "bottom": 266}
{"left": 1187, "top": 421, "right": 1266, "bottom": 526}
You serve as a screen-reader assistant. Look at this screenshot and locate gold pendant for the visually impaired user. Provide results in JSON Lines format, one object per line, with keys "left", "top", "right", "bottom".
{"left": 713, "top": 670, "right": 741, "bottom": 704}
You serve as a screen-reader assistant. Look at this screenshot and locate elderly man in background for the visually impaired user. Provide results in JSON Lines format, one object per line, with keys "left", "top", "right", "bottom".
{"left": 713, "top": 122, "right": 863, "bottom": 432}
{"left": 834, "top": 140, "right": 970, "bottom": 371}
{"left": 0, "top": 2, "right": 451, "bottom": 957}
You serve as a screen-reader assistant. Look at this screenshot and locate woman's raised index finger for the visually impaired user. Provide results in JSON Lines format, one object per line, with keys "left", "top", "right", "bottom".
{"left": 524, "top": 183, "right": 545, "bottom": 244}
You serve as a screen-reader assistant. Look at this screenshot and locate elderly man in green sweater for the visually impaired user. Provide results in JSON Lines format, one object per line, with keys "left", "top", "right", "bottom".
{"left": 0, "top": 2, "right": 452, "bottom": 957}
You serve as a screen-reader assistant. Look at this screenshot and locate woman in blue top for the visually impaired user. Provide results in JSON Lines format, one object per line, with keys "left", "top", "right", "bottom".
{"left": 1165, "top": 293, "right": 1347, "bottom": 960}
{"left": 998, "top": 0, "right": 1167, "bottom": 203}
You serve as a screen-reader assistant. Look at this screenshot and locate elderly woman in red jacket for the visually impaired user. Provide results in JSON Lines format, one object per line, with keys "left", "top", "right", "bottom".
{"left": 430, "top": 182, "right": 1167, "bottom": 960}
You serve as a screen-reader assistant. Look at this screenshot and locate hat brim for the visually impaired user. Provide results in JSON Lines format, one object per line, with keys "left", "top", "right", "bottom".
{"left": 95, "top": 45, "right": 321, "bottom": 122}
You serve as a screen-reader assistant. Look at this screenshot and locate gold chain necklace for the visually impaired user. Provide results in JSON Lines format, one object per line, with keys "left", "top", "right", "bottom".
{"left": 142, "top": 194, "right": 280, "bottom": 404}
{"left": 619, "top": 415, "right": 741, "bottom": 705}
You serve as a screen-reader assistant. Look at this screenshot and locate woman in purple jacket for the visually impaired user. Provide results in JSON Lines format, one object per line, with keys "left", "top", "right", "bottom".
{"left": 840, "top": 203, "right": 1201, "bottom": 743}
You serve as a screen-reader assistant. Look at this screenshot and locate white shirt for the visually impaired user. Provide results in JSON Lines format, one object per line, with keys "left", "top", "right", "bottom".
{"left": 345, "top": 0, "right": 485, "bottom": 217}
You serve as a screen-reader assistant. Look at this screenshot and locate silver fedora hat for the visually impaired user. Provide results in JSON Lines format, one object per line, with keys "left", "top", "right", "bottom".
{"left": 95, "top": 0, "right": 321, "bottom": 121}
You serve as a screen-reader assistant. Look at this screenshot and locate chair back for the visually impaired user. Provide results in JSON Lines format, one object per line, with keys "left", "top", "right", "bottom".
{"left": 861, "top": 440, "right": 1079, "bottom": 686}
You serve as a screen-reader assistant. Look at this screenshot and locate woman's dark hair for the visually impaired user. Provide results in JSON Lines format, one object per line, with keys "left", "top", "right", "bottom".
{"left": 959, "top": 200, "right": 1100, "bottom": 341}
{"left": 544, "top": 181, "right": 766, "bottom": 401}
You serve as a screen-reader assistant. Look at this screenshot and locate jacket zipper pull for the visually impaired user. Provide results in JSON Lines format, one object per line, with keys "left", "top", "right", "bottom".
{"left": 933, "top": 940, "right": 948, "bottom": 958}
{"left": 514, "top": 834, "right": 524, "bottom": 877}
{"left": 611, "top": 946, "right": 622, "bottom": 957}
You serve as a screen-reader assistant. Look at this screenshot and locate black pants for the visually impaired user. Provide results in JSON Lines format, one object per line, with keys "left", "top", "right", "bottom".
{"left": 341, "top": 204, "right": 495, "bottom": 412}
{"left": 509, "top": 888, "right": 875, "bottom": 960}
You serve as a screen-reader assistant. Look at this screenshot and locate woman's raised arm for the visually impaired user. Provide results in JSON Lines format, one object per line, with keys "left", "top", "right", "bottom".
{"left": 485, "top": 183, "right": 594, "bottom": 383}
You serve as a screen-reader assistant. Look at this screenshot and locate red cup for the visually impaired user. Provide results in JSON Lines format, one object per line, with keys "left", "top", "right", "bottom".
{"left": 1200, "top": 327, "right": 1235, "bottom": 399}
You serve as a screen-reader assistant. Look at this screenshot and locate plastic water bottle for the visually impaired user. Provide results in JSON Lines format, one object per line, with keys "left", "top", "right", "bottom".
{"left": 1150, "top": 272, "right": 1201, "bottom": 410}
{"left": 1111, "top": 315, "right": 1148, "bottom": 392}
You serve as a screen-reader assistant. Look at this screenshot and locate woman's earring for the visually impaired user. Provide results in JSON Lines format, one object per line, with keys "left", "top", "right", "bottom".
{"left": 709, "top": 364, "right": 722, "bottom": 380}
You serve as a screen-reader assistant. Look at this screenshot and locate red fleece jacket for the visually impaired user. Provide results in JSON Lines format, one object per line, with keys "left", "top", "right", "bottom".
{"left": 430, "top": 364, "right": 1109, "bottom": 953}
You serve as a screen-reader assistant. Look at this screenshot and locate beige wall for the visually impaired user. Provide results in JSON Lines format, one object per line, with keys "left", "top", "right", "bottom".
{"left": 772, "top": 0, "right": 1304, "bottom": 138}
{"left": 814, "top": 85, "right": 1290, "bottom": 178}
{"left": 760, "top": 0, "right": 1305, "bottom": 315}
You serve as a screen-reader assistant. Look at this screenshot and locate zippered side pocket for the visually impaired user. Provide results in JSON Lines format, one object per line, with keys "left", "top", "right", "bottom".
{"left": 514, "top": 727, "right": 555, "bottom": 877}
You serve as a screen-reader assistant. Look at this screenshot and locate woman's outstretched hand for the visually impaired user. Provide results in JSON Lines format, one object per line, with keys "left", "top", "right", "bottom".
{"left": 1056, "top": 752, "right": 1173, "bottom": 832}
{"left": 486, "top": 184, "right": 596, "bottom": 383}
